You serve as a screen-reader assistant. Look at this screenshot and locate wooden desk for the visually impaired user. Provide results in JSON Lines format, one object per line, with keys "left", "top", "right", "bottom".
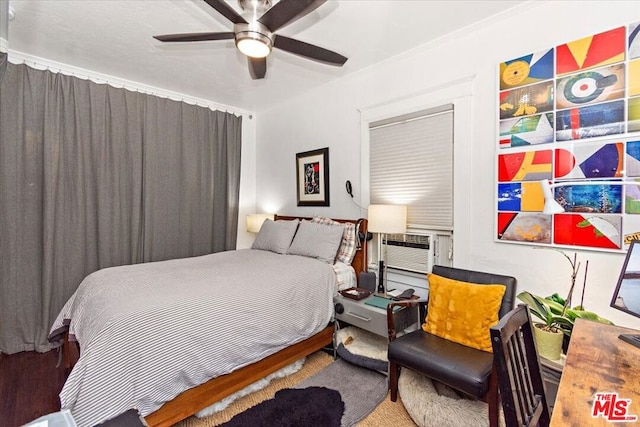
{"left": 550, "top": 319, "right": 640, "bottom": 426}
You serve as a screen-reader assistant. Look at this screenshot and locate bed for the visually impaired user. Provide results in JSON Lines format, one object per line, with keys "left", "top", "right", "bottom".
{"left": 49, "top": 215, "right": 368, "bottom": 427}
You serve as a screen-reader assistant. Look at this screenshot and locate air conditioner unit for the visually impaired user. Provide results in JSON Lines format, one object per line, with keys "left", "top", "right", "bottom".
{"left": 382, "top": 232, "right": 453, "bottom": 274}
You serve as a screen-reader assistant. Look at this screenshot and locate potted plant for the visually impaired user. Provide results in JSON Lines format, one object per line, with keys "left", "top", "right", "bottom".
{"left": 517, "top": 291, "right": 568, "bottom": 360}
{"left": 517, "top": 249, "right": 614, "bottom": 360}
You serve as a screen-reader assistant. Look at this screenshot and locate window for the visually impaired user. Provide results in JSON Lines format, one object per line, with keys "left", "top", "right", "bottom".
{"left": 368, "top": 104, "right": 454, "bottom": 274}
{"left": 360, "top": 77, "right": 474, "bottom": 272}
{"left": 369, "top": 104, "right": 454, "bottom": 231}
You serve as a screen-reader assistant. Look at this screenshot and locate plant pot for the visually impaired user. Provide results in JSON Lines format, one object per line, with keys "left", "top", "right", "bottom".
{"left": 533, "top": 324, "right": 564, "bottom": 361}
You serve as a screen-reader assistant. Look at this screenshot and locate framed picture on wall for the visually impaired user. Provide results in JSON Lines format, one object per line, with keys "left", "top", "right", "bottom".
{"left": 296, "top": 147, "right": 330, "bottom": 206}
{"left": 495, "top": 23, "right": 640, "bottom": 253}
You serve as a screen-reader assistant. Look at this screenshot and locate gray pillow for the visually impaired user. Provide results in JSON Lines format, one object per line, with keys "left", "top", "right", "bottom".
{"left": 251, "top": 219, "right": 299, "bottom": 254}
{"left": 287, "top": 220, "right": 344, "bottom": 264}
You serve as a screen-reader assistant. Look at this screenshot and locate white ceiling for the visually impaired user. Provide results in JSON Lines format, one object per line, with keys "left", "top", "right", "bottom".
{"left": 7, "top": 0, "right": 530, "bottom": 113}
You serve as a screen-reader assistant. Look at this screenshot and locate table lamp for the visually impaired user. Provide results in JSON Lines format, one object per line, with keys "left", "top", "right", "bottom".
{"left": 246, "top": 213, "right": 274, "bottom": 233}
{"left": 368, "top": 204, "right": 407, "bottom": 295}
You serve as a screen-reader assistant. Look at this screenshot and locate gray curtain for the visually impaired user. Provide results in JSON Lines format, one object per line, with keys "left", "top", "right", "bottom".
{"left": 142, "top": 97, "right": 241, "bottom": 261}
{"left": 0, "top": 64, "right": 242, "bottom": 354}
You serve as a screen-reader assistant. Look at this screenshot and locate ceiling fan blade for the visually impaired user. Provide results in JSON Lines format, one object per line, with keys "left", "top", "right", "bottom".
{"left": 203, "top": 0, "right": 247, "bottom": 24}
{"left": 153, "top": 32, "right": 235, "bottom": 42}
{"left": 274, "top": 35, "right": 347, "bottom": 66}
{"left": 258, "top": 0, "right": 326, "bottom": 32}
{"left": 248, "top": 57, "right": 267, "bottom": 80}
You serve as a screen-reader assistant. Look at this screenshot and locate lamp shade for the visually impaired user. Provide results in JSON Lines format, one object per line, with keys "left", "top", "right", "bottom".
{"left": 246, "top": 213, "right": 274, "bottom": 233}
{"left": 368, "top": 204, "right": 407, "bottom": 234}
{"left": 540, "top": 179, "right": 565, "bottom": 214}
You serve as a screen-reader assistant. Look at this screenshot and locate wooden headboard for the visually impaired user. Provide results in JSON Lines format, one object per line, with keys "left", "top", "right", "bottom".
{"left": 273, "top": 215, "right": 368, "bottom": 282}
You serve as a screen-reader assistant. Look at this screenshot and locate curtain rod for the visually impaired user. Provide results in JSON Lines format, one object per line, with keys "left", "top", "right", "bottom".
{"left": 8, "top": 50, "right": 254, "bottom": 118}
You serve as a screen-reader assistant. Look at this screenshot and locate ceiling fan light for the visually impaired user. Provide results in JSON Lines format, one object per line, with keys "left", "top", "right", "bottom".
{"left": 236, "top": 32, "right": 272, "bottom": 58}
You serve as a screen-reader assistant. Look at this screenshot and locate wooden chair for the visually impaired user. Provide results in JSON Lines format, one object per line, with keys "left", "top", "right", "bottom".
{"left": 387, "top": 265, "right": 517, "bottom": 427}
{"left": 490, "top": 304, "right": 551, "bottom": 427}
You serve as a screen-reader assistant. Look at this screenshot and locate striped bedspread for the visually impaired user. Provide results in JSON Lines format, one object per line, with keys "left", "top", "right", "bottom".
{"left": 49, "top": 249, "right": 339, "bottom": 427}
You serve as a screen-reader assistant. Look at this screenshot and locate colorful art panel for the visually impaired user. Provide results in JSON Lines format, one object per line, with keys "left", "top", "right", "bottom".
{"left": 554, "top": 183, "right": 622, "bottom": 214}
{"left": 556, "top": 26, "right": 625, "bottom": 76}
{"left": 498, "top": 183, "right": 521, "bottom": 211}
{"left": 556, "top": 64, "right": 625, "bottom": 109}
{"left": 626, "top": 140, "right": 640, "bottom": 177}
{"left": 496, "top": 22, "right": 640, "bottom": 253}
{"left": 497, "top": 212, "right": 551, "bottom": 243}
{"left": 553, "top": 213, "right": 622, "bottom": 249}
{"left": 630, "top": 22, "right": 640, "bottom": 60}
{"left": 630, "top": 59, "right": 640, "bottom": 97}
{"left": 498, "top": 150, "right": 552, "bottom": 182}
{"left": 499, "top": 113, "right": 554, "bottom": 148}
{"left": 499, "top": 49, "right": 554, "bottom": 90}
{"left": 630, "top": 97, "right": 640, "bottom": 133}
{"left": 499, "top": 81, "right": 554, "bottom": 120}
{"left": 498, "top": 182, "right": 544, "bottom": 212}
{"left": 624, "top": 181, "right": 640, "bottom": 214}
{"left": 554, "top": 142, "right": 623, "bottom": 179}
{"left": 555, "top": 100, "right": 625, "bottom": 141}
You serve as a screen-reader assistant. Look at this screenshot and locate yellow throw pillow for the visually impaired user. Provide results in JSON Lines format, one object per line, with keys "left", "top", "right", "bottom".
{"left": 422, "top": 273, "right": 506, "bottom": 353}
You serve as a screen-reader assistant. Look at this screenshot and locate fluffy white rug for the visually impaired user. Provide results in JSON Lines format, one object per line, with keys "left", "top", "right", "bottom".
{"left": 195, "top": 358, "right": 306, "bottom": 417}
{"left": 398, "top": 368, "right": 505, "bottom": 427}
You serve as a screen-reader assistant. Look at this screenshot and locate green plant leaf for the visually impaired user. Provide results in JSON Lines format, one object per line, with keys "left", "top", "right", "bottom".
{"left": 572, "top": 309, "right": 614, "bottom": 325}
{"left": 550, "top": 293, "right": 566, "bottom": 306}
{"left": 517, "top": 291, "right": 553, "bottom": 325}
{"left": 518, "top": 290, "right": 614, "bottom": 338}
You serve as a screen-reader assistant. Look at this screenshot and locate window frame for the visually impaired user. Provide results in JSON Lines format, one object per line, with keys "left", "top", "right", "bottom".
{"left": 359, "top": 77, "right": 474, "bottom": 268}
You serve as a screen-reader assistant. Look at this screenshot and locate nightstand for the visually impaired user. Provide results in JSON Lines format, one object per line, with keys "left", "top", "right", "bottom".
{"left": 333, "top": 293, "right": 419, "bottom": 338}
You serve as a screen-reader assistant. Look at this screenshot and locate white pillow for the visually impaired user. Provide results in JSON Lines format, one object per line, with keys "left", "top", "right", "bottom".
{"left": 287, "top": 220, "right": 344, "bottom": 264}
{"left": 312, "top": 215, "right": 357, "bottom": 264}
{"left": 251, "top": 219, "right": 299, "bottom": 254}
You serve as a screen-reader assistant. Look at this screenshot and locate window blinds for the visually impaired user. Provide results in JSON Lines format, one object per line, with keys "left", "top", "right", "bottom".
{"left": 369, "top": 104, "right": 453, "bottom": 230}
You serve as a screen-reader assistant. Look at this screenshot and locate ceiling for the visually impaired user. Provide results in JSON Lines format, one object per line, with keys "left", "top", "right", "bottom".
{"left": 7, "top": 0, "right": 530, "bottom": 113}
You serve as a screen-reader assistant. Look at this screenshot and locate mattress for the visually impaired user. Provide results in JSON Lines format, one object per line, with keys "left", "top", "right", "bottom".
{"left": 49, "top": 248, "right": 342, "bottom": 426}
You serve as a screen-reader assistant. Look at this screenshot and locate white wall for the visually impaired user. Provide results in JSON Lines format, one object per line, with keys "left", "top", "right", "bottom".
{"left": 254, "top": 1, "right": 640, "bottom": 329}
{"left": 236, "top": 114, "right": 258, "bottom": 249}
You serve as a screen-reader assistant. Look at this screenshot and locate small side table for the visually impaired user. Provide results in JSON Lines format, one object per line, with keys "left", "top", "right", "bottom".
{"left": 333, "top": 293, "right": 419, "bottom": 338}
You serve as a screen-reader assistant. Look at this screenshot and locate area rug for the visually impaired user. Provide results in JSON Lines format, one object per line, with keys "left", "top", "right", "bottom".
{"left": 176, "top": 352, "right": 406, "bottom": 427}
{"left": 214, "top": 357, "right": 387, "bottom": 427}
{"left": 399, "top": 368, "right": 505, "bottom": 427}
{"left": 219, "top": 386, "right": 344, "bottom": 427}
{"left": 294, "top": 358, "right": 388, "bottom": 427}
{"left": 195, "top": 358, "right": 306, "bottom": 417}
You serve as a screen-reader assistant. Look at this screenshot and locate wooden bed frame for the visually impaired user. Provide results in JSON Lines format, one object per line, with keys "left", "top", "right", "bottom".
{"left": 62, "top": 215, "right": 368, "bottom": 427}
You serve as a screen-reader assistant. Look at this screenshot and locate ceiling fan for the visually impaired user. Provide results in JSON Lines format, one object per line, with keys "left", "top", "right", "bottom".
{"left": 153, "top": 0, "right": 348, "bottom": 80}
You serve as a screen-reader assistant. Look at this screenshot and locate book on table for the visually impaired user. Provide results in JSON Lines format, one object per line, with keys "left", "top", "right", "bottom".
{"left": 365, "top": 295, "right": 402, "bottom": 312}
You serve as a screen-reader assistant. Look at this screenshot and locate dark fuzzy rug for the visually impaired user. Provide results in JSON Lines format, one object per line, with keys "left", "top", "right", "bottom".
{"left": 219, "top": 386, "right": 345, "bottom": 427}
{"left": 294, "top": 358, "right": 388, "bottom": 426}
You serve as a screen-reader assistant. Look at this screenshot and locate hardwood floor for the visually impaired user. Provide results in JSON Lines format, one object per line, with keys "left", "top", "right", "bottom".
{"left": 0, "top": 350, "right": 66, "bottom": 426}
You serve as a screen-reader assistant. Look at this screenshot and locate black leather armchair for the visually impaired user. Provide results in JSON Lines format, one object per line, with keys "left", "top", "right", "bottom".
{"left": 387, "top": 265, "right": 517, "bottom": 427}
